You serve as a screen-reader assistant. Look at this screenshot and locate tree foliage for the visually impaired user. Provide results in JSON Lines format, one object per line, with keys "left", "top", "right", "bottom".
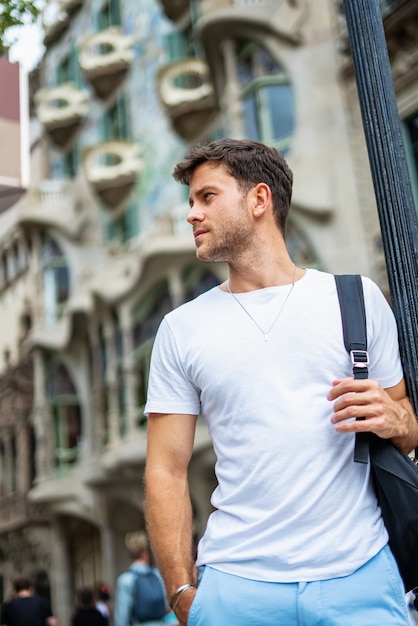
{"left": 0, "top": 1, "right": 41, "bottom": 53}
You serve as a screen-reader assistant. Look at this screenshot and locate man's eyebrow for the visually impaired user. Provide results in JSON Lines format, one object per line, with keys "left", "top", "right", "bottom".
{"left": 189, "top": 184, "right": 217, "bottom": 206}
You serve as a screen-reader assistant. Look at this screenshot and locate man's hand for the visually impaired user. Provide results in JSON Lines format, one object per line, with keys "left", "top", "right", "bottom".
{"left": 173, "top": 586, "right": 197, "bottom": 626}
{"left": 328, "top": 377, "right": 418, "bottom": 453}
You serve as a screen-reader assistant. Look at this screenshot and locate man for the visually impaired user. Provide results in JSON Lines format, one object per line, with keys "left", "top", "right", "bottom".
{"left": 145, "top": 138, "right": 418, "bottom": 626}
{"left": 114, "top": 535, "right": 166, "bottom": 626}
{"left": 1, "top": 576, "right": 56, "bottom": 626}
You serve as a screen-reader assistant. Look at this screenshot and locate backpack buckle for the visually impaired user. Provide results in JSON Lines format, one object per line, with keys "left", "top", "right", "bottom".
{"left": 350, "top": 350, "right": 369, "bottom": 367}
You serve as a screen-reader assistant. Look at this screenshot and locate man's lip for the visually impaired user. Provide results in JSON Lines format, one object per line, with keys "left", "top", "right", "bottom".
{"left": 194, "top": 229, "right": 207, "bottom": 240}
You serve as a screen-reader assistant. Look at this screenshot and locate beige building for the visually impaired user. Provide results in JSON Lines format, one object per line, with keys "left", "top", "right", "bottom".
{"left": 0, "top": 1, "right": 416, "bottom": 624}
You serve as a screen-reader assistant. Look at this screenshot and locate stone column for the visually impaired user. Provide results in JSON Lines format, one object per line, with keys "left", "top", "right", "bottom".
{"left": 167, "top": 268, "right": 183, "bottom": 309}
{"left": 103, "top": 313, "right": 120, "bottom": 444}
{"left": 32, "top": 348, "right": 51, "bottom": 481}
{"left": 221, "top": 38, "right": 245, "bottom": 139}
{"left": 50, "top": 517, "right": 73, "bottom": 626}
{"left": 3, "top": 429, "right": 13, "bottom": 494}
{"left": 16, "top": 420, "right": 30, "bottom": 492}
{"left": 88, "top": 319, "right": 105, "bottom": 454}
{"left": 120, "top": 306, "right": 136, "bottom": 437}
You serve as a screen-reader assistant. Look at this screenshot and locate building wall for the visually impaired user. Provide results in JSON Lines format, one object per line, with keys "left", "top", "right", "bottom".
{"left": 0, "top": 58, "right": 23, "bottom": 204}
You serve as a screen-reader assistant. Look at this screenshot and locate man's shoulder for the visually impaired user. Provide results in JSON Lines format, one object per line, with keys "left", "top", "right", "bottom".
{"left": 167, "top": 285, "right": 220, "bottom": 317}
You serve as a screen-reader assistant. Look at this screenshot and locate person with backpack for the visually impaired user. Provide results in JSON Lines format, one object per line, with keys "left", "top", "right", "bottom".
{"left": 144, "top": 138, "right": 418, "bottom": 626}
{"left": 114, "top": 535, "right": 167, "bottom": 626}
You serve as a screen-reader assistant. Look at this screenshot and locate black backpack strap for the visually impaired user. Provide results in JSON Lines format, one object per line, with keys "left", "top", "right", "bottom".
{"left": 335, "top": 274, "right": 370, "bottom": 464}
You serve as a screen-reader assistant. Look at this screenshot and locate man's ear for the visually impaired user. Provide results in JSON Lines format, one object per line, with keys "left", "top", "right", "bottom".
{"left": 252, "top": 183, "right": 271, "bottom": 217}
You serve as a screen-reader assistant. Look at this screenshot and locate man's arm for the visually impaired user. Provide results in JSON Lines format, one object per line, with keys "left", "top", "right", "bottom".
{"left": 328, "top": 377, "right": 418, "bottom": 454}
{"left": 114, "top": 572, "right": 135, "bottom": 626}
{"left": 145, "top": 412, "right": 198, "bottom": 626}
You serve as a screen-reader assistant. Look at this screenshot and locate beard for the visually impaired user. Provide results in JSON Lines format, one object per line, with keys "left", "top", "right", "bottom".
{"left": 195, "top": 208, "right": 255, "bottom": 264}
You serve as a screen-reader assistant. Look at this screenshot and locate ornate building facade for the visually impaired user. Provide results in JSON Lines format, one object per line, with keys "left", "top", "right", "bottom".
{"left": 0, "top": 1, "right": 416, "bottom": 624}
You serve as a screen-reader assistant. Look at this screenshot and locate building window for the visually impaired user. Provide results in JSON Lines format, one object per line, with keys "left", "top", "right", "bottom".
{"left": 103, "top": 94, "right": 129, "bottom": 140}
{"left": 2, "top": 252, "right": 8, "bottom": 286}
{"left": 63, "top": 144, "right": 79, "bottom": 178}
{"left": 46, "top": 363, "right": 81, "bottom": 474}
{"left": 183, "top": 267, "right": 220, "bottom": 302}
{"left": 57, "top": 45, "right": 81, "bottom": 87}
{"left": 164, "top": 22, "right": 197, "bottom": 62}
{"left": 403, "top": 112, "right": 418, "bottom": 210}
{"left": 132, "top": 282, "right": 173, "bottom": 426}
{"left": 98, "top": 0, "right": 121, "bottom": 28}
{"left": 105, "top": 202, "right": 139, "bottom": 244}
{"left": 41, "top": 236, "right": 70, "bottom": 327}
{"left": 237, "top": 41, "right": 295, "bottom": 154}
{"left": 132, "top": 281, "right": 173, "bottom": 349}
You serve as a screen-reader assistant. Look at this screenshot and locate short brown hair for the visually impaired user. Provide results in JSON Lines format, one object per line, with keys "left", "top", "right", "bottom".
{"left": 173, "top": 138, "right": 293, "bottom": 234}
{"left": 13, "top": 577, "right": 32, "bottom": 593}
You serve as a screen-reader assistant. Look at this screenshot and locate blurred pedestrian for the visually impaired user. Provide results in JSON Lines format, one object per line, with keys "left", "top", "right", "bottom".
{"left": 72, "top": 587, "right": 106, "bottom": 626}
{"left": 95, "top": 585, "right": 111, "bottom": 625}
{"left": 115, "top": 534, "right": 166, "bottom": 626}
{"left": 0, "top": 576, "right": 56, "bottom": 626}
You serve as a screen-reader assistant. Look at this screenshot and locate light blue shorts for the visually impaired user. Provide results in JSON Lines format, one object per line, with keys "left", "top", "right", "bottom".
{"left": 187, "top": 546, "right": 409, "bottom": 626}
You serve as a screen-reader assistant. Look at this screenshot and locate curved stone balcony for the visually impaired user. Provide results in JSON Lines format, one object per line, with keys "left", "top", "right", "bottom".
{"left": 42, "top": 0, "right": 83, "bottom": 46}
{"left": 0, "top": 493, "right": 48, "bottom": 530}
{"left": 160, "top": 0, "right": 190, "bottom": 21}
{"left": 43, "top": 10, "right": 69, "bottom": 48}
{"left": 61, "top": 0, "right": 83, "bottom": 17}
{"left": 35, "top": 83, "right": 89, "bottom": 147}
{"left": 157, "top": 58, "right": 217, "bottom": 139}
{"left": 83, "top": 141, "right": 143, "bottom": 208}
{"left": 199, "top": 0, "right": 307, "bottom": 55}
{"left": 79, "top": 27, "right": 136, "bottom": 98}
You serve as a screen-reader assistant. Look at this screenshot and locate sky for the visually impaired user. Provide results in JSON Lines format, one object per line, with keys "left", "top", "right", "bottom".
{"left": 7, "top": 22, "right": 44, "bottom": 71}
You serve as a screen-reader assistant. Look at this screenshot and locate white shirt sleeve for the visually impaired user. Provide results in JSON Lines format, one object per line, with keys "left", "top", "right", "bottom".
{"left": 144, "top": 317, "right": 201, "bottom": 416}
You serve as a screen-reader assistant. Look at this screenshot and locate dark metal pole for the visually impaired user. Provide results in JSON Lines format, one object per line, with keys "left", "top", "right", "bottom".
{"left": 342, "top": 0, "right": 418, "bottom": 413}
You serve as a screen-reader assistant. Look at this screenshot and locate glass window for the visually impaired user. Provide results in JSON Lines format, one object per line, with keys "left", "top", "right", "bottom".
{"left": 183, "top": 267, "right": 220, "bottom": 302}
{"left": 2, "top": 253, "right": 8, "bottom": 285}
{"left": 41, "top": 236, "right": 70, "bottom": 327}
{"left": 237, "top": 41, "right": 295, "bottom": 154}
{"left": 403, "top": 112, "right": 418, "bottom": 210}
{"left": 103, "top": 94, "right": 129, "bottom": 140}
{"left": 63, "top": 143, "right": 79, "bottom": 178}
{"left": 164, "top": 23, "right": 197, "bottom": 62}
{"left": 98, "top": 0, "right": 121, "bottom": 29}
{"left": 131, "top": 282, "right": 173, "bottom": 427}
{"left": 57, "top": 45, "right": 81, "bottom": 86}
{"left": 12, "top": 243, "right": 20, "bottom": 277}
{"left": 132, "top": 281, "right": 173, "bottom": 349}
{"left": 47, "top": 363, "right": 81, "bottom": 475}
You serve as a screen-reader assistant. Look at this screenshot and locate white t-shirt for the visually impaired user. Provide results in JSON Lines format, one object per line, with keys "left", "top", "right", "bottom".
{"left": 145, "top": 269, "right": 404, "bottom": 582}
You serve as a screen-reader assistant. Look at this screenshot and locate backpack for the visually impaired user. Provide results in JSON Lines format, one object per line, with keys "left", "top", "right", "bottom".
{"left": 131, "top": 568, "right": 166, "bottom": 623}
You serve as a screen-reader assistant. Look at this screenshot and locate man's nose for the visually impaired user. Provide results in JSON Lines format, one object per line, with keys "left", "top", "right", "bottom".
{"left": 186, "top": 204, "right": 204, "bottom": 224}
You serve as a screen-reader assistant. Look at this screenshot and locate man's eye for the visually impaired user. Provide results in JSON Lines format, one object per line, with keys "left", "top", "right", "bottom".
{"left": 204, "top": 193, "right": 213, "bottom": 201}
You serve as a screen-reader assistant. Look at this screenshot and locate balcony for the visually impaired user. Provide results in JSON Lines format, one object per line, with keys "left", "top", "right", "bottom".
{"left": 43, "top": 13, "right": 69, "bottom": 48}
{"left": 157, "top": 58, "right": 217, "bottom": 139}
{"left": 61, "top": 0, "right": 83, "bottom": 17}
{"left": 199, "top": 0, "right": 307, "bottom": 73}
{"left": 17, "top": 179, "right": 86, "bottom": 238}
{"left": 83, "top": 141, "right": 143, "bottom": 208}
{"left": 79, "top": 27, "right": 136, "bottom": 99}
{"left": 160, "top": 0, "right": 189, "bottom": 21}
{"left": 0, "top": 493, "right": 48, "bottom": 530}
{"left": 35, "top": 83, "right": 89, "bottom": 147}
{"left": 42, "top": 0, "right": 83, "bottom": 47}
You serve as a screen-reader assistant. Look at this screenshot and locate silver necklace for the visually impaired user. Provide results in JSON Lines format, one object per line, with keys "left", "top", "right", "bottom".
{"left": 226, "top": 264, "right": 297, "bottom": 342}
